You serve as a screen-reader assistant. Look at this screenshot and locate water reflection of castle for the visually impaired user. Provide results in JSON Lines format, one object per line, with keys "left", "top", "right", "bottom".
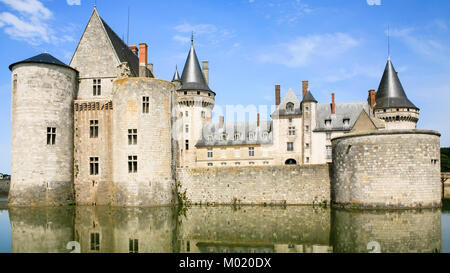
{"left": 7, "top": 206, "right": 442, "bottom": 253}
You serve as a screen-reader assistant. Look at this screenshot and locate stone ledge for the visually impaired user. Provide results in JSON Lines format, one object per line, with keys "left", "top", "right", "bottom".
{"left": 332, "top": 129, "right": 441, "bottom": 141}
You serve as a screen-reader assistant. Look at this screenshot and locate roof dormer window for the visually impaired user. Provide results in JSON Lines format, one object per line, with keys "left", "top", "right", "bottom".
{"left": 286, "top": 102, "right": 294, "bottom": 113}
{"left": 234, "top": 133, "right": 241, "bottom": 141}
{"left": 343, "top": 118, "right": 350, "bottom": 126}
{"left": 248, "top": 132, "right": 256, "bottom": 141}
{"left": 325, "top": 119, "right": 332, "bottom": 127}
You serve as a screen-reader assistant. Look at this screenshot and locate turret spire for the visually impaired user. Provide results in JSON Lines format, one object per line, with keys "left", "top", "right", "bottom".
{"left": 172, "top": 65, "right": 181, "bottom": 82}
{"left": 179, "top": 39, "right": 212, "bottom": 92}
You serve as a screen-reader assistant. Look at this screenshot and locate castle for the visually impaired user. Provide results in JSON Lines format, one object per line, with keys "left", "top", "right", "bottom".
{"left": 8, "top": 8, "right": 442, "bottom": 208}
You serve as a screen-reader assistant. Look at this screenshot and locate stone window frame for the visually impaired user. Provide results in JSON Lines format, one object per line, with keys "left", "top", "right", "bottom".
{"left": 249, "top": 162, "right": 255, "bottom": 166}
{"left": 305, "top": 143, "right": 310, "bottom": 149}
{"left": 185, "top": 140, "right": 189, "bottom": 151}
{"left": 287, "top": 142, "right": 294, "bottom": 152}
{"left": 234, "top": 132, "right": 241, "bottom": 141}
{"left": 89, "top": 157, "right": 99, "bottom": 176}
{"left": 90, "top": 120, "right": 99, "bottom": 138}
{"left": 305, "top": 106, "right": 309, "bottom": 113}
{"left": 305, "top": 125, "right": 309, "bottom": 132}
{"left": 207, "top": 163, "right": 213, "bottom": 167}
{"left": 13, "top": 74, "right": 17, "bottom": 92}
{"left": 185, "top": 124, "right": 189, "bottom": 133}
{"left": 90, "top": 233, "right": 100, "bottom": 251}
{"left": 185, "top": 111, "right": 189, "bottom": 117}
{"left": 248, "top": 132, "right": 256, "bottom": 141}
{"left": 235, "top": 162, "right": 241, "bottom": 166}
{"left": 142, "top": 96, "right": 150, "bottom": 114}
{"left": 221, "top": 162, "right": 227, "bottom": 166}
{"left": 326, "top": 132, "right": 332, "bottom": 140}
{"left": 288, "top": 126, "right": 296, "bottom": 136}
{"left": 128, "top": 155, "right": 138, "bottom": 173}
{"left": 325, "top": 119, "right": 332, "bottom": 127}
{"left": 343, "top": 118, "right": 350, "bottom": 126}
{"left": 306, "top": 157, "right": 310, "bottom": 163}
{"left": 93, "top": 79, "right": 101, "bottom": 96}
{"left": 286, "top": 102, "right": 295, "bottom": 113}
{"left": 128, "top": 129, "right": 137, "bottom": 145}
{"left": 249, "top": 147, "right": 255, "bottom": 157}
{"left": 129, "top": 239, "right": 139, "bottom": 253}
{"left": 201, "top": 111, "right": 206, "bottom": 118}
{"left": 207, "top": 148, "right": 213, "bottom": 158}
{"left": 326, "top": 146, "right": 332, "bottom": 160}
{"left": 47, "top": 127, "right": 56, "bottom": 145}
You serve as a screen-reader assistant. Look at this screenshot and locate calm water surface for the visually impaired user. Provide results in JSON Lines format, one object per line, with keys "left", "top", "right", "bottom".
{"left": 0, "top": 197, "right": 448, "bottom": 253}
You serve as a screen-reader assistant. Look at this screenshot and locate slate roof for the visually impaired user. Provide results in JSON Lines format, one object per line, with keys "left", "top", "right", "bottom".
{"left": 196, "top": 121, "right": 273, "bottom": 147}
{"left": 172, "top": 66, "right": 181, "bottom": 82}
{"left": 9, "top": 53, "right": 76, "bottom": 71}
{"left": 179, "top": 42, "right": 212, "bottom": 92}
{"left": 314, "top": 102, "right": 370, "bottom": 132}
{"left": 271, "top": 89, "right": 302, "bottom": 117}
{"left": 375, "top": 59, "right": 418, "bottom": 110}
{"left": 302, "top": 91, "right": 318, "bottom": 103}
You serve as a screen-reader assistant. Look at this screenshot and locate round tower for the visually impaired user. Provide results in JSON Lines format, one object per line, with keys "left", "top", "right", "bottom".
{"left": 374, "top": 59, "right": 419, "bottom": 130}
{"left": 9, "top": 53, "right": 77, "bottom": 207}
{"left": 175, "top": 39, "right": 215, "bottom": 167}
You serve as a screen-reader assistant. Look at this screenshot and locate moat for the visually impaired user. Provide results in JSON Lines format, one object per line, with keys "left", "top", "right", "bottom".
{"left": 0, "top": 195, "right": 449, "bottom": 253}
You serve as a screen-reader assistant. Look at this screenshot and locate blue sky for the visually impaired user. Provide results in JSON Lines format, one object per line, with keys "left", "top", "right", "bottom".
{"left": 0, "top": 0, "right": 449, "bottom": 173}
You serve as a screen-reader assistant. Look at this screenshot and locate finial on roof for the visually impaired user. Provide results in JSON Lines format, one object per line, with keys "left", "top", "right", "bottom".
{"left": 94, "top": 0, "right": 97, "bottom": 9}
{"left": 191, "top": 31, "right": 194, "bottom": 45}
{"left": 387, "top": 25, "right": 391, "bottom": 60}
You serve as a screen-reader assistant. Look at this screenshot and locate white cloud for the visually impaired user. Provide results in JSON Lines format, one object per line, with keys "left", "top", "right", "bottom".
{"left": 67, "top": 0, "right": 81, "bottom": 5}
{"left": 366, "top": 0, "right": 381, "bottom": 5}
{"left": 173, "top": 23, "right": 235, "bottom": 46}
{"left": 0, "top": 0, "right": 74, "bottom": 45}
{"left": 172, "top": 34, "right": 190, "bottom": 44}
{"left": 257, "top": 33, "right": 360, "bottom": 67}
{"left": 390, "top": 27, "right": 445, "bottom": 56}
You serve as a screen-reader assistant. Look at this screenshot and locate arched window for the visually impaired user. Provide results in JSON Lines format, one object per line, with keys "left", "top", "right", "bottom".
{"left": 286, "top": 102, "right": 294, "bottom": 113}
{"left": 285, "top": 159, "right": 297, "bottom": 165}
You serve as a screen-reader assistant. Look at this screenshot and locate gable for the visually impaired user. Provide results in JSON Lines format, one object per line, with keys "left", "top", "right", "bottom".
{"left": 352, "top": 110, "right": 377, "bottom": 132}
{"left": 70, "top": 9, "right": 122, "bottom": 78}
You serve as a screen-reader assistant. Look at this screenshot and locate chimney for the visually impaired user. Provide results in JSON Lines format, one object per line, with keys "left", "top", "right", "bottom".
{"left": 202, "top": 61, "right": 209, "bottom": 85}
{"left": 331, "top": 93, "right": 336, "bottom": 115}
{"left": 257, "top": 113, "right": 260, "bottom": 127}
{"left": 147, "top": 63, "right": 154, "bottom": 75}
{"left": 275, "top": 85, "right": 281, "bottom": 106}
{"left": 302, "top": 81, "right": 309, "bottom": 98}
{"left": 129, "top": 45, "right": 139, "bottom": 56}
{"left": 139, "top": 43, "right": 148, "bottom": 77}
{"left": 368, "top": 89, "right": 376, "bottom": 110}
{"left": 219, "top": 116, "right": 224, "bottom": 129}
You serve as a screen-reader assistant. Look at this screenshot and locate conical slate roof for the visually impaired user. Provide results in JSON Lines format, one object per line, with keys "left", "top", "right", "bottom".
{"left": 179, "top": 42, "right": 211, "bottom": 92}
{"left": 302, "top": 91, "right": 318, "bottom": 103}
{"left": 375, "top": 59, "right": 418, "bottom": 110}
{"left": 172, "top": 66, "right": 181, "bottom": 82}
{"left": 9, "top": 53, "right": 75, "bottom": 71}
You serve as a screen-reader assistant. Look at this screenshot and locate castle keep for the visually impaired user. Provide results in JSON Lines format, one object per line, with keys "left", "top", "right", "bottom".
{"left": 8, "top": 8, "right": 442, "bottom": 208}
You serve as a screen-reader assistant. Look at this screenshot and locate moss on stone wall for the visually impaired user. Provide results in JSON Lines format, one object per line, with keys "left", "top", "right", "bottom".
{"left": 442, "top": 147, "right": 450, "bottom": 172}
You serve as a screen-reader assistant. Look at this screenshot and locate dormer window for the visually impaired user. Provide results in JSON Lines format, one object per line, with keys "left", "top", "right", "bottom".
{"left": 234, "top": 133, "right": 241, "bottom": 141}
{"left": 325, "top": 119, "right": 332, "bottom": 127}
{"left": 248, "top": 132, "right": 256, "bottom": 140}
{"left": 262, "top": 132, "right": 269, "bottom": 139}
{"left": 343, "top": 118, "right": 350, "bottom": 126}
{"left": 222, "top": 132, "right": 227, "bottom": 141}
{"left": 208, "top": 135, "right": 213, "bottom": 142}
{"left": 286, "top": 103, "right": 294, "bottom": 113}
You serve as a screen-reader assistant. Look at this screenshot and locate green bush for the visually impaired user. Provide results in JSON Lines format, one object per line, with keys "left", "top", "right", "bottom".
{"left": 442, "top": 147, "right": 450, "bottom": 172}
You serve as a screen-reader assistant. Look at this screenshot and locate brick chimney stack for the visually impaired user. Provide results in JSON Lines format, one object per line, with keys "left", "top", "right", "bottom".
{"left": 302, "top": 81, "right": 309, "bottom": 98}
{"left": 202, "top": 61, "right": 209, "bottom": 85}
{"left": 257, "top": 113, "right": 260, "bottom": 127}
{"left": 129, "top": 45, "right": 138, "bottom": 56}
{"left": 275, "top": 85, "right": 281, "bottom": 106}
{"left": 139, "top": 43, "right": 148, "bottom": 77}
{"left": 368, "top": 89, "right": 376, "bottom": 111}
{"left": 331, "top": 93, "right": 336, "bottom": 115}
{"left": 219, "top": 116, "right": 224, "bottom": 129}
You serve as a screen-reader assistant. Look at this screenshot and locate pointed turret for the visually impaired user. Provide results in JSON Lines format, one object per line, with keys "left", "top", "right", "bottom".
{"left": 172, "top": 66, "right": 181, "bottom": 82}
{"left": 179, "top": 40, "right": 212, "bottom": 92}
{"left": 302, "top": 91, "right": 318, "bottom": 103}
{"left": 375, "top": 59, "right": 418, "bottom": 110}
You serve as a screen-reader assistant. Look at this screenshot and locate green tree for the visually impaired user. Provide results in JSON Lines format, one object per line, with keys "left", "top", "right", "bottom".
{"left": 442, "top": 147, "right": 450, "bottom": 172}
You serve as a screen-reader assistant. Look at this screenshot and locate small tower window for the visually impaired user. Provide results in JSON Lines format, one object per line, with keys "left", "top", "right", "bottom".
{"left": 305, "top": 106, "right": 309, "bottom": 113}
{"left": 128, "top": 156, "right": 138, "bottom": 173}
{"left": 185, "top": 111, "right": 189, "bottom": 117}
{"left": 128, "top": 129, "right": 137, "bottom": 145}
{"left": 185, "top": 140, "right": 189, "bottom": 150}
{"left": 13, "top": 74, "right": 17, "bottom": 92}
{"left": 305, "top": 143, "right": 310, "bottom": 149}
{"left": 90, "top": 157, "right": 99, "bottom": 176}
{"left": 47, "top": 127, "right": 56, "bottom": 145}
{"left": 90, "top": 120, "right": 99, "bottom": 138}
{"left": 129, "top": 239, "right": 139, "bottom": 254}
{"left": 93, "top": 79, "right": 101, "bottom": 96}
{"left": 143, "top": 97, "right": 150, "bottom": 113}
{"left": 201, "top": 111, "right": 206, "bottom": 118}
{"left": 185, "top": 124, "right": 189, "bottom": 133}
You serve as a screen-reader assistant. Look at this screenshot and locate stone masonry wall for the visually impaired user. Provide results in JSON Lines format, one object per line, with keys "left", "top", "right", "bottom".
{"left": 332, "top": 130, "right": 441, "bottom": 208}
{"left": 0, "top": 180, "right": 10, "bottom": 195}
{"left": 177, "top": 165, "right": 331, "bottom": 205}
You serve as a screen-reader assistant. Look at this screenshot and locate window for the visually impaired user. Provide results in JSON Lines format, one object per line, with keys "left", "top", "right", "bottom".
{"left": 234, "top": 133, "right": 241, "bottom": 141}
{"left": 222, "top": 133, "right": 227, "bottom": 140}
{"left": 185, "top": 124, "right": 189, "bottom": 133}
{"left": 262, "top": 132, "right": 269, "bottom": 139}
{"left": 201, "top": 111, "right": 206, "bottom": 118}
{"left": 288, "top": 127, "right": 296, "bottom": 136}
{"left": 129, "top": 239, "right": 139, "bottom": 253}
{"left": 128, "top": 129, "right": 137, "bottom": 145}
{"left": 185, "top": 111, "right": 189, "bottom": 117}
{"left": 249, "top": 162, "right": 255, "bottom": 165}
{"left": 197, "top": 91, "right": 201, "bottom": 95}
{"left": 221, "top": 162, "right": 227, "bottom": 166}
{"left": 326, "top": 132, "right": 332, "bottom": 140}
{"left": 343, "top": 118, "right": 350, "bottom": 126}
{"left": 325, "top": 119, "right": 332, "bottom": 127}
{"left": 13, "top": 74, "right": 17, "bottom": 91}
{"left": 90, "top": 233, "right": 100, "bottom": 251}
{"left": 263, "top": 161, "right": 269, "bottom": 165}
{"left": 248, "top": 132, "right": 256, "bottom": 141}
{"left": 128, "top": 156, "right": 138, "bottom": 173}
{"left": 93, "top": 79, "right": 101, "bottom": 96}
{"left": 305, "top": 143, "right": 310, "bottom": 149}
{"left": 143, "top": 97, "right": 150, "bottom": 113}
{"left": 286, "top": 102, "right": 294, "bottom": 113}
{"left": 208, "top": 135, "right": 213, "bottom": 142}
{"left": 305, "top": 125, "right": 309, "bottom": 132}
{"left": 90, "top": 157, "right": 99, "bottom": 176}
{"left": 207, "top": 163, "right": 213, "bottom": 167}
{"left": 185, "top": 140, "right": 189, "bottom": 150}
{"left": 89, "top": 120, "right": 99, "bottom": 138}
{"left": 47, "top": 127, "right": 56, "bottom": 145}
{"left": 288, "top": 118, "right": 293, "bottom": 124}
{"left": 207, "top": 148, "right": 213, "bottom": 158}
{"left": 249, "top": 147, "right": 255, "bottom": 157}
{"left": 235, "top": 162, "right": 241, "bottom": 166}
{"left": 326, "top": 146, "right": 332, "bottom": 160}
{"left": 287, "top": 142, "right": 294, "bottom": 151}
{"left": 184, "top": 91, "right": 187, "bottom": 95}
{"left": 305, "top": 106, "right": 309, "bottom": 113}
{"left": 306, "top": 157, "right": 310, "bottom": 163}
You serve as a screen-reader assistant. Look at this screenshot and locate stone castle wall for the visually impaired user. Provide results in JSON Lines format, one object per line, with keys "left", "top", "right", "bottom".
{"left": 177, "top": 165, "right": 331, "bottom": 205}
{"left": 0, "top": 180, "right": 10, "bottom": 195}
{"left": 9, "top": 63, "right": 77, "bottom": 207}
{"left": 332, "top": 130, "right": 442, "bottom": 208}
